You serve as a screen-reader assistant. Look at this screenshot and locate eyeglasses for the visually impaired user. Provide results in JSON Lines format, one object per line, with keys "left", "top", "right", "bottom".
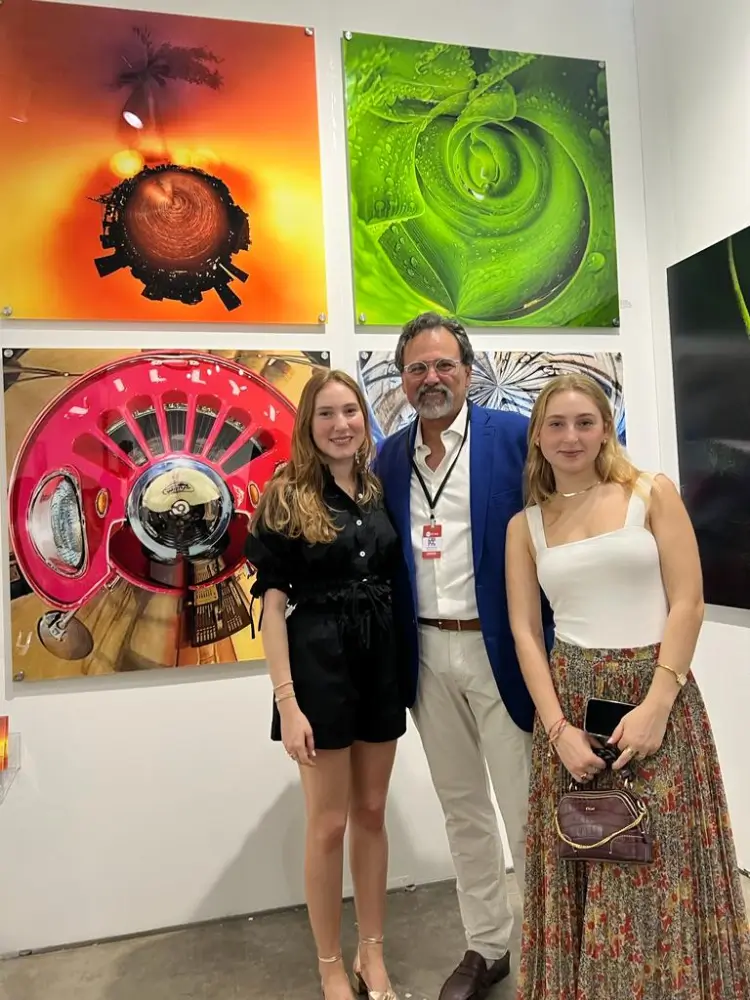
{"left": 402, "top": 358, "right": 462, "bottom": 379}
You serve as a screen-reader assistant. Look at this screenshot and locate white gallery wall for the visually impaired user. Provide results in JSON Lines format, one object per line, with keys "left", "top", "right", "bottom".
{"left": 634, "top": 0, "right": 750, "bottom": 866}
{"left": 0, "top": 0, "right": 685, "bottom": 955}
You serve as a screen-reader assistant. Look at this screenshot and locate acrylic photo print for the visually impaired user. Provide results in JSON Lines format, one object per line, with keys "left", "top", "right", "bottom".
{"left": 343, "top": 33, "right": 619, "bottom": 328}
{"left": 0, "top": 3, "right": 326, "bottom": 323}
{"left": 667, "top": 224, "right": 750, "bottom": 610}
{"left": 3, "top": 348, "right": 329, "bottom": 683}
{"left": 359, "top": 351, "right": 625, "bottom": 443}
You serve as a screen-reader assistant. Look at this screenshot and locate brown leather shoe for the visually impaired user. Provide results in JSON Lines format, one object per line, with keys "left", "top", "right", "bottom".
{"left": 437, "top": 950, "right": 510, "bottom": 1000}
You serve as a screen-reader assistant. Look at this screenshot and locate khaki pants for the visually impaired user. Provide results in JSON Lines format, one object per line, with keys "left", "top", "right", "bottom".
{"left": 411, "top": 626, "right": 532, "bottom": 959}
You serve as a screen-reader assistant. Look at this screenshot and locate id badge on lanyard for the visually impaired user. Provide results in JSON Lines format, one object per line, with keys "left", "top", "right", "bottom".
{"left": 422, "top": 522, "right": 443, "bottom": 559}
{"left": 412, "top": 409, "right": 469, "bottom": 561}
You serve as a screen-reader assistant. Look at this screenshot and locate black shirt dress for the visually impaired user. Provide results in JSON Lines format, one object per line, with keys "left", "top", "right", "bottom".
{"left": 245, "top": 472, "right": 407, "bottom": 750}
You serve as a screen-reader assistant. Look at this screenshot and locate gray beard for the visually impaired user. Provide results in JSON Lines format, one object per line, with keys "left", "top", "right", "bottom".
{"left": 415, "top": 386, "right": 454, "bottom": 420}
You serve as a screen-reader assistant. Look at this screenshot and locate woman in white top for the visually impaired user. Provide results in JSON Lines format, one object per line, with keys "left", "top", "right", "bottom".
{"left": 505, "top": 373, "right": 750, "bottom": 1000}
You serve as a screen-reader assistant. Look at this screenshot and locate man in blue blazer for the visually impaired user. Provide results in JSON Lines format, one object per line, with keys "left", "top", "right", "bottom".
{"left": 375, "top": 313, "right": 539, "bottom": 1000}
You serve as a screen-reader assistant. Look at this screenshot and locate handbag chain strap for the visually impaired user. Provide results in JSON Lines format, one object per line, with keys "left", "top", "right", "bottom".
{"left": 555, "top": 800, "right": 648, "bottom": 851}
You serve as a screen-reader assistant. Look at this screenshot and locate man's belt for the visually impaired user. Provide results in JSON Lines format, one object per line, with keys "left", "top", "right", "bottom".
{"left": 417, "top": 617, "right": 481, "bottom": 632}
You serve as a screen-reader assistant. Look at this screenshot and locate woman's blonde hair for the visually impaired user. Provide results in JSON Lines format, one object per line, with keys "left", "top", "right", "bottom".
{"left": 525, "top": 373, "right": 640, "bottom": 506}
{"left": 252, "top": 368, "right": 380, "bottom": 544}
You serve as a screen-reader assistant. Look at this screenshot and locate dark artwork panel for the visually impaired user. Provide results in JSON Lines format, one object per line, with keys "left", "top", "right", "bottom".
{"left": 667, "top": 224, "right": 750, "bottom": 610}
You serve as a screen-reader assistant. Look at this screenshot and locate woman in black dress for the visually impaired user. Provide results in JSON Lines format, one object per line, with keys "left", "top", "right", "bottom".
{"left": 246, "top": 369, "right": 405, "bottom": 1000}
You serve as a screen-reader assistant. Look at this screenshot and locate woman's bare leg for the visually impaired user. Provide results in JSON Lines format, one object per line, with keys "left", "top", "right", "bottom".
{"left": 348, "top": 739, "right": 398, "bottom": 992}
{"left": 299, "top": 749, "right": 355, "bottom": 999}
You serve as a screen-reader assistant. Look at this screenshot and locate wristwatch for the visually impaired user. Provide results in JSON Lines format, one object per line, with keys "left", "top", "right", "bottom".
{"left": 657, "top": 662, "right": 687, "bottom": 688}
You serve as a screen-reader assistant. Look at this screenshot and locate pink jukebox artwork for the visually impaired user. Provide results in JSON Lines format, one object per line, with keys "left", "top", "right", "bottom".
{"left": 3, "top": 349, "right": 328, "bottom": 683}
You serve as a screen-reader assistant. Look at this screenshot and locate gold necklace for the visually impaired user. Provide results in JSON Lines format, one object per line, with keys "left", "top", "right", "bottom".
{"left": 556, "top": 480, "right": 601, "bottom": 498}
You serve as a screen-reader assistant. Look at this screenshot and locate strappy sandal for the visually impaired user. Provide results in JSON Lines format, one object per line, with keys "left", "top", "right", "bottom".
{"left": 318, "top": 953, "right": 354, "bottom": 1000}
{"left": 351, "top": 936, "right": 399, "bottom": 1000}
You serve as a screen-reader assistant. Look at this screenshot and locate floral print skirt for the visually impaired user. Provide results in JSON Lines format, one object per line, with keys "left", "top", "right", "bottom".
{"left": 517, "top": 639, "right": 750, "bottom": 1000}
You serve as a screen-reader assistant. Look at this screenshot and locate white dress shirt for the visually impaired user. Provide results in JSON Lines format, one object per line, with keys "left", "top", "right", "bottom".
{"left": 410, "top": 401, "right": 478, "bottom": 619}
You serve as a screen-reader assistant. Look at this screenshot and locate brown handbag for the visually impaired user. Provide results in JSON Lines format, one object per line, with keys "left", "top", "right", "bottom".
{"left": 556, "top": 772, "right": 653, "bottom": 864}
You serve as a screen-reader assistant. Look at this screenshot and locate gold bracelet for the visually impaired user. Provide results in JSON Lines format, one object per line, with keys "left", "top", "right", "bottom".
{"left": 547, "top": 719, "right": 568, "bottom": 758}
{"left": 548, "top": 718, "right": 568, "bottom": 743}
{"left": 273, "top": 680, "right": 294, "bottom": 693}
{"left": 275, "top": 691, "right": 296, "bottom": 704}
{"left": 656, "top": 663, "right": 687, "bottom": 688}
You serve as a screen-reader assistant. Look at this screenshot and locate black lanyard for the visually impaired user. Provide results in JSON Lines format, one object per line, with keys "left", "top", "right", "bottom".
{"left": 411, "top": 408, "right": 470, "bottom": 524}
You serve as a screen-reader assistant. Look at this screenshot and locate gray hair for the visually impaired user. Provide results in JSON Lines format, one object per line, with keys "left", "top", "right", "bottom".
{"left": 394, "top": 312, "right": 475, "bottom": 372}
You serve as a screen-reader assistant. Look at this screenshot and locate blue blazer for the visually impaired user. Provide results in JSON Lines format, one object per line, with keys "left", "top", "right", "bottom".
{"left": 375, "top": 402, "right": 551, "bottom": 734}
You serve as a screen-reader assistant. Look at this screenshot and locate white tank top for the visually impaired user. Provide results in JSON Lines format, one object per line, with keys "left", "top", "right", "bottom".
{"left": 525, "top": 477, "right": 669, "bottom": 648}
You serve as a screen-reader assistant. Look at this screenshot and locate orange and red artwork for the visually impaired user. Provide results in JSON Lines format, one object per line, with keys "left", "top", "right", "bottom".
{"left": 0, "top": 1, "right": 326, "bottom": 323}
{"left": 0, "top": 717, "right": 8, "bottom": 770}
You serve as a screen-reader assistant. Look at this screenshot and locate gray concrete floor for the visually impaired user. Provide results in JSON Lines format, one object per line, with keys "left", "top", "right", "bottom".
{"left": 0, "top": 878, "right": 521, "bottom": 1000}
{"left": 2, "top": 875, "right": 749, "bottom": 1000}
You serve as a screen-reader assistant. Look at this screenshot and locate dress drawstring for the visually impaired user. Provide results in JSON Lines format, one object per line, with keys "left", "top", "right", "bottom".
{"left": 250, "top": 578, "right": 390, "bottom": 650}
{"left": 336, "top": 580, "right": 392, "bottom": 651}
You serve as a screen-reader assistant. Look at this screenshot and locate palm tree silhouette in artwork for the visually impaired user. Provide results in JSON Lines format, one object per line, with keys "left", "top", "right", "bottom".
{"left": 116, "top": 26, "right": 224, "bottom": 128}
{"left": 95, "top": 26, "right": 251, "bottom": 311}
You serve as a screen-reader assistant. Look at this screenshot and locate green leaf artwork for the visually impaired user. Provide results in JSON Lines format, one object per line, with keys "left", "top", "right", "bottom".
{"left": 343, "top": 33, "right": 619, "bottom": 328}
{"left": 728, "top": 234, "right": 750, "bottom": 335}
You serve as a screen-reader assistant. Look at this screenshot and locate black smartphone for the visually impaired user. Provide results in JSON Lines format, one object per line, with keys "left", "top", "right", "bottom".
{"left": 584, "top": 697, "right": 636, "bottom": 742}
